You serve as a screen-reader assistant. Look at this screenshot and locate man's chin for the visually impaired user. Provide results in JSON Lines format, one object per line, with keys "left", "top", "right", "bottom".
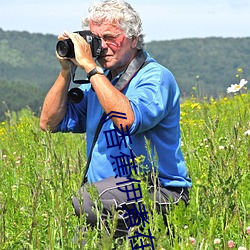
{"left": 98, "top": 58, "right": 113, "bottom": 69}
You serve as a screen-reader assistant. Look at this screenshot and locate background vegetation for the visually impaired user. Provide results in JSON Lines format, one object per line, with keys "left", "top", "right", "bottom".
{"left": 0, "top": 29, "right": 250, "bottom": 120}
{"left": 0, "top": 91, "right": 249, "bottom": 249}
{"left": 0, "top": 28, "right": 249, "bottom": 249}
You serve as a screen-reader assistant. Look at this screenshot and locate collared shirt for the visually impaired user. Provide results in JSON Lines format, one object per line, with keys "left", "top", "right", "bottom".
{"left": 57, "top": 52, "right": 192, "bottom": 188}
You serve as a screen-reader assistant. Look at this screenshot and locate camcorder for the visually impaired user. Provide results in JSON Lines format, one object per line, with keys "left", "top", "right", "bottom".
{"left": 56, "top": 30, "right": 102, "bottom": 58}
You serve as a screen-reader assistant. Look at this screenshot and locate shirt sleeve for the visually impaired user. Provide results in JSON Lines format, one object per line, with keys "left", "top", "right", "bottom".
{"left": 128, "top": 63, "right": 180, "bottom": 135}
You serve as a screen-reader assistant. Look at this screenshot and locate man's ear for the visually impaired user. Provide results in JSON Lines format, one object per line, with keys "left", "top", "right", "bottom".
{"left": 131, "top": 36, "right": 139, "bottom": 48}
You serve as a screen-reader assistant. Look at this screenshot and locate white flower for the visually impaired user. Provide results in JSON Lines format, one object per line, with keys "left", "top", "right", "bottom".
{"left": 214, "top": 238, "right": 221, "bottom": 244}
{"left": 20, "top": 207, "right": 25, "bottom": 214}
{"left": 244, "top": 130, "right": 250, "bottom": 136}
{"left": 238, "top": 247, "right": 246, "bottom": 250}
{"left": 227, "top": 79, "right": 248, "bottom": 93}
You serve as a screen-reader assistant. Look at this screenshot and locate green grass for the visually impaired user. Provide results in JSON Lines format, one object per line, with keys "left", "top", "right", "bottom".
{"left": 0, "top": 93, "right": 249, "bottom": 249}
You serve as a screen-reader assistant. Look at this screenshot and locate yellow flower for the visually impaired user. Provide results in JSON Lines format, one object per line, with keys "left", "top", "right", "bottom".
{"left": 191, "top": 103, "right": 201, "bottom": 109}
{"left": 237, "top": 67, "right": 243, "bottom": 73}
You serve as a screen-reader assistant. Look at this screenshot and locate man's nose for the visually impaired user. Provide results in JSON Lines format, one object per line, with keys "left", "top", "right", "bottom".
{"left": 101, "top": 38, "right": 108, "bottom": 49}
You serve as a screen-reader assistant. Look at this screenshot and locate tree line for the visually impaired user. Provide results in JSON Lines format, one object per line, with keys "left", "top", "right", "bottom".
{"left": 0, "top": 28, "right": 249, "bottom": 120}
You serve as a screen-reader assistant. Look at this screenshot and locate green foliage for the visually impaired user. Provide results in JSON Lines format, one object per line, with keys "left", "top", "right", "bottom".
{"left": 1, "top": 29, "right": 250, "bottom": 120}
{"left": 0, "top": 29, "right": 62, "bottom": 121}
{"left": 145, "top": 37, "right": 250, "bottom": 98}
{"left": 0, "top": 29, "right": 60, "bottom": 88}
{"left": 0, "top": 79, "right": 46, "bottom": 121}
{"left": 0, "top": 93, "right": 249, "bottom": 249}
{"left": 0, "top": 109, "right": 86, "bottom": 249}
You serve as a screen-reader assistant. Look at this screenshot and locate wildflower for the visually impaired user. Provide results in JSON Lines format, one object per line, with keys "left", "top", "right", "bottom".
{"left": 237, "top": 67, "right": 243, "bottom": 73}
{"left": 214, "top": 238, "right": 221, "bottom": 244}
{"left": 196, "top": 180, "right": 202, "bottom": 185}
{"left": 244, "top": 130, "right": 250, "bottom": 136}
{"left": 42, "top": 213, "right": 48, "bottom": 221}
{"left": 218, "top": 145, "right": 224, "bottom": 150}
{"left": 246, "top": 226, "right": 250, "bottom": 235}
{"left": 12, "top": 185, "right": 18, "bottom": 192}
{"left": 191, "top": 103, "right": 201, "bottom": 109}
{"left": 228, "top": 240, "right": 235, "bottom": 248}
{"left": 238, "top": 247, "right": 246, "bottom": 250}
{"left": 227, "top": 79, "right": 248, "bottom": 93}
{"left": 189, "top": 237, "right": 196, "bottom": 246}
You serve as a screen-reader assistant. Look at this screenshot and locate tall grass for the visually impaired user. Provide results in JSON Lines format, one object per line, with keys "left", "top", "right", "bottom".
{"left": 0, "top": 93, "right": 249, "bottom": 249}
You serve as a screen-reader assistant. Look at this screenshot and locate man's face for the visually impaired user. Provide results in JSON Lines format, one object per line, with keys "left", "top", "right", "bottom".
{"left": 89, "top": 20, "right": 138, "bottom": 73}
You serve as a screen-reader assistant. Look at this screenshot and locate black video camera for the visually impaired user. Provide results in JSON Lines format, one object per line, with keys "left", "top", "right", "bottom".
{"left": 56, "top": 30, "right": 102, "bottom": 58}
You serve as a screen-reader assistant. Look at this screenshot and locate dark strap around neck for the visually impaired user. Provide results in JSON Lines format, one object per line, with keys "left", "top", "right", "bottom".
{"left": 81, "top": 50, "right": 148, "bottom": 185}
{"left": 115, "top": 49, "right": 147, "bottom": 91}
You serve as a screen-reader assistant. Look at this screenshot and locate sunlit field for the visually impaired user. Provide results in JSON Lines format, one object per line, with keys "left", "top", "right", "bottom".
{"left": 0, "top": 89, "right": 249, "bottom": 249}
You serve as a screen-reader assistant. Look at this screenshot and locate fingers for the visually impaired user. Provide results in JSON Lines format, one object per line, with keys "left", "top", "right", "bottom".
{"left": 62, "top": 30, "right": 71, "bottom": 38}
{"left": 56, "top": 31, "right": 93, "bottom": 68}
{"left": 58, "top": 31, "right": 70, "bottom": 41}
{"left": 58, "top": 31, "right": 77, "bottom": 41}
{"left": 63, "top": 31, "right": 77, "bottom": 40}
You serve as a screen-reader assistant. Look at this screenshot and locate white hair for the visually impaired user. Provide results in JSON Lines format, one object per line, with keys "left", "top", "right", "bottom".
{"left": 82, "top": 0, "right": 145, "bottom": 49}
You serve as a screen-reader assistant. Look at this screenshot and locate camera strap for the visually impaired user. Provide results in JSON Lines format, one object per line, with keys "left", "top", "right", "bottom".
{"left": 81, "top": 50, "right": 150, "bottom": 185}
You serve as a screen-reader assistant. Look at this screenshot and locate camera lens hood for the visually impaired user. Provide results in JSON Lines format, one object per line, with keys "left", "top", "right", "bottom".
{"left": 56, "top": 39, "right": 75, "bottom": 58}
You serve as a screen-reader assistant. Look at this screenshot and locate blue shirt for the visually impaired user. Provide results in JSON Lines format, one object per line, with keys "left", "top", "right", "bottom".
{"left": 58, "top": 52, "right": 192, "bottom": 188}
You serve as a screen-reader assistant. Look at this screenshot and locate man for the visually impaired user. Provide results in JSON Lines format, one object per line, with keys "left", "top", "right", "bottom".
{"left": 40, "top": 0, "right": 192, "bottom": 243}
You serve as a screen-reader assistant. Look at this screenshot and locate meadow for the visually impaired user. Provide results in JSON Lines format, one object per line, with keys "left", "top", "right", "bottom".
{"left": 0, "top": 90, "right": 249, "bottom": 249}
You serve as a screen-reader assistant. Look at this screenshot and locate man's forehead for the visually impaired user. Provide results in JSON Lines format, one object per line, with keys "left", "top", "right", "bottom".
{"left": 90, "top": 20, "right": 122, "bottom": 33}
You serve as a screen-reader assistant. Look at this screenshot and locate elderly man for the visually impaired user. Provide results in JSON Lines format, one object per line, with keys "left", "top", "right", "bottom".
{"left": 40, "top": 0, "right": 192, "bottom": 243}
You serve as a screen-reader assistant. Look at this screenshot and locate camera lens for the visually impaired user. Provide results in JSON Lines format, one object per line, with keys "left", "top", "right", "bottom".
{"left": 68, "top": 88, "right": 84, "bottom": 103}
{"left": 56, "top": 39, "right": 74, "bottom": 58}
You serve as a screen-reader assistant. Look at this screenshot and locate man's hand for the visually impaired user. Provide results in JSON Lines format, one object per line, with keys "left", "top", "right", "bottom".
{"left": 62, "top": 31, "right": 96, "bottom": 73}
{"left": 56, "top": 33, "right": 79, "bottom": 71}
